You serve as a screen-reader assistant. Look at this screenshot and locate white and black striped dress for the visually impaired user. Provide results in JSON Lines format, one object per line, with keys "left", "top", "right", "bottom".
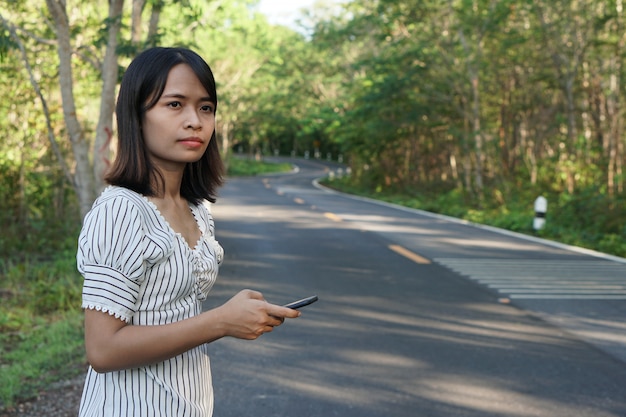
{"left": 76, "top": 186, "right": 224, "bottom": 417}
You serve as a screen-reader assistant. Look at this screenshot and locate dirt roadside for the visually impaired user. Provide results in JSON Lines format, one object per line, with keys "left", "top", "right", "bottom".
{"left": 0, "top": 374, "right": 83, "bottom": 417}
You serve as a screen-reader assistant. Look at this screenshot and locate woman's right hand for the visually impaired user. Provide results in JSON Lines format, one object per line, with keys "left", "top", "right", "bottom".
{"left": 214, "top": 289, "right": 301, "bottom": 340}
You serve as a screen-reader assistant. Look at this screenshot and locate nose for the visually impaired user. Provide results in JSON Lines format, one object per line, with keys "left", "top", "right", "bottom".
{"left": 185, "top": 108, "right": 202, "bottom": 130}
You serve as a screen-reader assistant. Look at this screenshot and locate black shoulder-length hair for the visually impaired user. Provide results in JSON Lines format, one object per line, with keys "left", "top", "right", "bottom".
{"left": 105, "top": 46, "right": 224, "bottom": 204}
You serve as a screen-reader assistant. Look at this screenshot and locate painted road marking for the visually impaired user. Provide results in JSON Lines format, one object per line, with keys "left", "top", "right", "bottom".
{"left": 324, "top": 212, "right": 343, "bottom": 222}
{"left": 389, "top": 245, "right": 431, "bottom": 264}
{"left": 435, "top": 258, "right": 626, "bottom": 300}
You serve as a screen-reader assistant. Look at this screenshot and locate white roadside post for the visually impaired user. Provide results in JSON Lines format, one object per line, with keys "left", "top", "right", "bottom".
{"left": 533, "top": 196, "right": 547, "bottom": 231}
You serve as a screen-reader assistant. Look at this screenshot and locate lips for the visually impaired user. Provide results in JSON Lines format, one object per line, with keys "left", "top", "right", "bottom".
{"left": 178, "top": 137, "right": 204, "bottom": 148}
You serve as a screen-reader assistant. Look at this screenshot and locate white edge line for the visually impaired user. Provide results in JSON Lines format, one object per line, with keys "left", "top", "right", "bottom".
{"left": 312, "top": 176, "right": 626, "bottom": 265}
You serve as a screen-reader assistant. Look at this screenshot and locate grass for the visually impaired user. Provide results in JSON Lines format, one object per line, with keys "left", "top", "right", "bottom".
{"left": 226, "top": 155, "right": 293, "bottom": 176}
{"left": 0, "top": 252, "right": 85, "bottom": 409}
{"left": 0, "top": 312, "right": 85, "bottom": 408}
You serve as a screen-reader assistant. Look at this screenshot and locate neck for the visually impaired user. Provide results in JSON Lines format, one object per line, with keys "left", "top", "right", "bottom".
{"left": 152, "top": 164, "right": 185, "bottom": 201}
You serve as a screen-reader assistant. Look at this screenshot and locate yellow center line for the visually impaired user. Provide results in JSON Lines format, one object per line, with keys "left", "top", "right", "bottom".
{"left": 324, "top": 212, "right": 343, "bottom": 222}
{"left": 388, "top": 244, "right": 431, "bottom": 264}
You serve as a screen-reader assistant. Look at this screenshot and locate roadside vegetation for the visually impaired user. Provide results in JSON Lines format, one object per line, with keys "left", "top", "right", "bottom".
{"left": 0, "top": 236, "right": 85, "bottom": 408}
{"left": 227, "top": 156, "right": 293, "bottom": 177}
{"left": 323, "top": 175, "right": 626, "bottom": 259}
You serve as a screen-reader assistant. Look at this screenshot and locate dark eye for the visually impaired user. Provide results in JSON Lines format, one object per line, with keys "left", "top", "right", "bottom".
{"left": 168, "top": 101, "right": 181, "bottom": 108}
{"left": 201, "top": 105, "right": 214, "bottom": 113}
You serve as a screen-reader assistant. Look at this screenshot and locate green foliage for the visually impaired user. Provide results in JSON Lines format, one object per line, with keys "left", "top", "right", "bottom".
{"left": 0, "top": 246, "right": 84, "bottom": 409}
{"left": 226, "top": 156, "right": 293, "bottom": 177}
{"left": 1, "top": 253, "right": 82, "bottom": 320}
{"left": 0, "top": 168, "right": 80, "bottom": 261}
{"left": 31, "top": 257, "right": 83, "bottom": 315}
{"left": 0, "top": 311, "right": 85, "bottom": 408}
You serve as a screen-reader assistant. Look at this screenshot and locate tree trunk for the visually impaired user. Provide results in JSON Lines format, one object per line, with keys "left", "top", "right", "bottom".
{"left": 147, "top": 0, "right": 164, "bottom": 46}
{"left": 470, "top": 73, "right": 484, "bottom": 194}
{"left": 131, "top": 0, "right": 146, "bottom": 45}
{"left": 45, "top": 0, "right": 95, "bottom": 218}
{"left": 457, "top": 23, "right": 484, "bottom": 198}
{"left": 220, "top": 120, "right": 231, "bottom": 161}
{"left": 93, "top": 0, "right": 124, "bottom": 196}
{"left": 609, "top": 0, "right": 624, "bottom": 195}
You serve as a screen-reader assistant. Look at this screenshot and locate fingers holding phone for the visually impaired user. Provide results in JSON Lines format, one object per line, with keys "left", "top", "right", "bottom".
{"left": 267, "top": 294, "right": 318, "bottom": 321}
{"left": 283, "top": 295, "right": 318, "bottom": 310}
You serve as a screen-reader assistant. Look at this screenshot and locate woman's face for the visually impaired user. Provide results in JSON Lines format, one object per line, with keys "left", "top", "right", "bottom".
{"left": 142, "top": 64, "right": 215, "bottom": 171}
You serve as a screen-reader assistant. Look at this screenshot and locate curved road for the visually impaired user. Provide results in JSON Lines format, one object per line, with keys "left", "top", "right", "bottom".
{"left": 203, "top": 158, "right": 626, "bottom": 417}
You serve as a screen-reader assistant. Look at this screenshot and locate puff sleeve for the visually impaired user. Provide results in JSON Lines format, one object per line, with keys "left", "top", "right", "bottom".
{"left": 77, "top": 196, "right": 147, "bottom": 323}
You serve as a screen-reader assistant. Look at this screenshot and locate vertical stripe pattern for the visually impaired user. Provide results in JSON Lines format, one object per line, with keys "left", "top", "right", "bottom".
{"left": 77, "top": 186, "right": 223, "bottom": 417}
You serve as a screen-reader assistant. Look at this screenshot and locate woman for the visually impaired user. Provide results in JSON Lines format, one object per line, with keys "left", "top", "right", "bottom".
{"left": 77, "top": 47, "right": 300, "bottom": 416}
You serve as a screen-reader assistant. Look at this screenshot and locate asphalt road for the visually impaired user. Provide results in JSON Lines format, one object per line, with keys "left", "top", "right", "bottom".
{"left": 203, "top": 157, "right": 626, "bottom": 417}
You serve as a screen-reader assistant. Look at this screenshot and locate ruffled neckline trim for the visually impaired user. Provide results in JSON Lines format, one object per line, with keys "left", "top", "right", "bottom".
{"left": 141, "top": 195, "right": 205, "bottom": 252}
{"left": 142, "top": 196, "right": 223, "bottom": 300}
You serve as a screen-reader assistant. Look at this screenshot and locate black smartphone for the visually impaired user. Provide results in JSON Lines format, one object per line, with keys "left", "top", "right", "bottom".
{"left": 283, "top": 295, "right": 318, "bottom": 310}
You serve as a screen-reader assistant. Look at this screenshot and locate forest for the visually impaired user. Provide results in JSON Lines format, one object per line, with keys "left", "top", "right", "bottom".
{"left": 1, "top": 0, "right": 626, "bottom": 407}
